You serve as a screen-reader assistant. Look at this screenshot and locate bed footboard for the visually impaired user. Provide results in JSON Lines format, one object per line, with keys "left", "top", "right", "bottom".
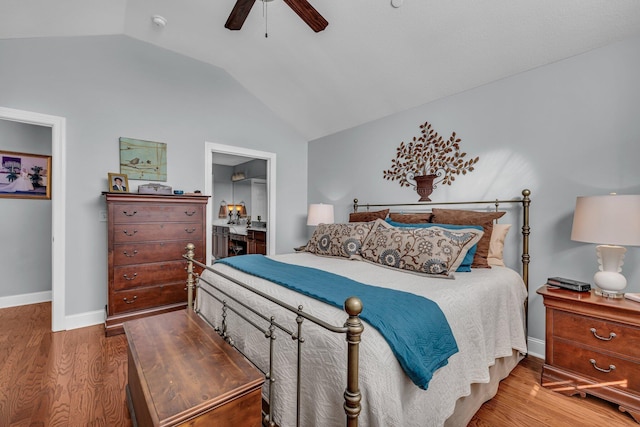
{"left": 183, "top": 243, "right": 364, "bottom": 427}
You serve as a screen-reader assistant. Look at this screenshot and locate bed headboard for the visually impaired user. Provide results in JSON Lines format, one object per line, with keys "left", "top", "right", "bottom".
{"left": 352, "top": 189, "right": 531, "bottom": 293}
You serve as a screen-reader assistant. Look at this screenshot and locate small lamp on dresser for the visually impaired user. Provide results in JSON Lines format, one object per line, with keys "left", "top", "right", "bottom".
{"left": 570, "top": 193, "right": 640, "bottom": 298}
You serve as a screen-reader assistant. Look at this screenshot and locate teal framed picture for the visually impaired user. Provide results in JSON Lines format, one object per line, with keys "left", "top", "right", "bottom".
{"left": 119, "top": 137, "right": 167, "bottom": 181}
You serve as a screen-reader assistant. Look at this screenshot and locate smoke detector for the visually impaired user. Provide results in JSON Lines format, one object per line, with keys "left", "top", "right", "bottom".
{"left": 151, "top": 15, "right": 167, "bottom": 28}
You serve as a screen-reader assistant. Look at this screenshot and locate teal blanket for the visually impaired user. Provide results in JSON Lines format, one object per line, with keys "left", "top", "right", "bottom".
{"left": 216, "top": 255, "right": 458, "bottom": 390}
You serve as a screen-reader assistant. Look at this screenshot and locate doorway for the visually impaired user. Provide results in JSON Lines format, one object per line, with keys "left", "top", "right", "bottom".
{"left": 204, "top": 142, "right": 276, "bottom": 264}
{"left": 0, "top": 106, "right": 67, "bottom": 331}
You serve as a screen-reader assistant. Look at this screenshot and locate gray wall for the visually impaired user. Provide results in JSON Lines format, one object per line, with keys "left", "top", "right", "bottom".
{"left": 0, "top": 35, "right": 309, "bottom": 317}
{"left": 0, "top": 120, "right": 52, "bottom": 297}
{"left": 308, "top": 34, "right": 640, "bottom": 346}
{"left": 212, "top": 164, "right": 234, "bottom": 222}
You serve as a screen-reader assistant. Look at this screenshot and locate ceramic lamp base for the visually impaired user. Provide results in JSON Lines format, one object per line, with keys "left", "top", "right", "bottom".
{"left": 594, "top": 288, "right": 625, "bottom": 299}
{"left": 593, "top": 245, "right": 627, "bottom": 298}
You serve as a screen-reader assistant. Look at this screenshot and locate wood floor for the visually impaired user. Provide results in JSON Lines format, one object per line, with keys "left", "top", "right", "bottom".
{"left": 1, "top": 302, "right": 637, "bottom": 426}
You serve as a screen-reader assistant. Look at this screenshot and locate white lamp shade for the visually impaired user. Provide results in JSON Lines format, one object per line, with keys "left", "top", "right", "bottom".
{"left": 571, "top": 194, "right": 640, "bottom": 246}
{"left": 307, "top": 203, "right": 334, "bottom": 226}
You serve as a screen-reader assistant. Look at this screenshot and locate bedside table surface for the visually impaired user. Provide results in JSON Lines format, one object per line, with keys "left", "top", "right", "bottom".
{"left": 537, "top": 286, "right": 640, "bottom": 326}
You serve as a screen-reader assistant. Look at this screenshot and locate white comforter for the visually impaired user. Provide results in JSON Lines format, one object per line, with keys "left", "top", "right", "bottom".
{"left": 196, "top": 253, "right": 527, "bottom": 427}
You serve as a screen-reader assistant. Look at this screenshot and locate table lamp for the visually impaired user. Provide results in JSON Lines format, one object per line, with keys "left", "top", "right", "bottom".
{"left": 570, "top": 194, "right": 640, "bottom": 298}
{"left": 307, "top": 203, "right": 334, "bottom": 226}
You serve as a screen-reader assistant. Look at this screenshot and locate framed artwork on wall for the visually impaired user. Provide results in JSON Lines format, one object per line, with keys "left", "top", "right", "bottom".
{"left": 119, "top": 137, "right": 167, "bottom": 181}
{"left": 0, "top": 150, "right": 51, "bottom": 200}
{"left": 108, "top": 172, "right": 129, "bottom": 193}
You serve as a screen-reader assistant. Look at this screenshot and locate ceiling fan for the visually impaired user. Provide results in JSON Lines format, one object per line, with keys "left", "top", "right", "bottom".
{"left": 225, "top": 0, "right": 328, "bottom": 33}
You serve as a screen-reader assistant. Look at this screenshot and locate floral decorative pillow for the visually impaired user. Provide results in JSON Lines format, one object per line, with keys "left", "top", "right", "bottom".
{"left": 431, "top": 208, "right": 505, "bottom": 268}
{"left": 305, "top": 222, "right": 375, "bottom": 258}
{"left": 385, "top": 219, "right": 483, "bottom": 272}
{"left": 360, "top": 219, "right": 484, "bottom": 278}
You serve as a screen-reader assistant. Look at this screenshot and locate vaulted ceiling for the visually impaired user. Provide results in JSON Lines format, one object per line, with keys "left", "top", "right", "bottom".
{"left": 2, "top": 0, "right": 640, "bottom": 140}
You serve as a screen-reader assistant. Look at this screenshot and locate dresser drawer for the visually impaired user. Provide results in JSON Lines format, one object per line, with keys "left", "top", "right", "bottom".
{"left": 552, "top": 339, "right": 640, "bottom": 392}
{"left": 113, "top": 241, "right": 203, "bottom": 266}
{"left": 114, "top": 223, "right": 202, "bottom": 243}
{"left": 113, "top": 260, "right": 188, "bottom": 291}
{"left": 111, "top": 204, "right": 203, "bottom": 223}
{"left": 112, "top": 283, "right": 187, "bottom": 314}
{"left": 553, "top": 310, "right": 640, "bottom": 360}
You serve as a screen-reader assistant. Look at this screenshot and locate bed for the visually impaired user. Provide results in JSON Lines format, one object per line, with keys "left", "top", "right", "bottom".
{"left": 183, "top": 190, "right": 531, "bottom": 427}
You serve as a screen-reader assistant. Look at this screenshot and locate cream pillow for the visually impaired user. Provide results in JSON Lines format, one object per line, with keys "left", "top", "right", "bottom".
{"left": 487, "top": 223, "right": 511, "bottom": 267}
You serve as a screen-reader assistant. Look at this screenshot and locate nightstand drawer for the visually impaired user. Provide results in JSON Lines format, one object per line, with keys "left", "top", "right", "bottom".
{"left": 112, "top": 204, "right": 203, "bottom": 223}
{"left": 553, "top": 310, "right": 640, "bottom": 360}
{"left": 113, "top": 223, "right": 203, "bottom": 243}
{"left": 552, "top": 340, "right": 640, "bottom": 391}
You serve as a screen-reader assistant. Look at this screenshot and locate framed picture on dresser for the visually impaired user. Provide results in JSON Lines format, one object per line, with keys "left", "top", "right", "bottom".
{"left": 108, "top": 172, "right": 129, "bottom": 193}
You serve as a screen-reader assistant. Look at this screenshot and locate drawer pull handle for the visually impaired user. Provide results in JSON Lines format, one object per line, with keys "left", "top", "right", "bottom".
{"left": 123, "top": 211, "right": 137, "bottom": 217}
{"left": 123, "top": 250, "right": 138, "bottom": 257}
{"left": 185, "top": 228, "right": 196, "bottom": 233}
{"left": 122, "top": 230, "right": 138, "bottom": 237}
{"left": 590, "top": 328, "right": 616, "bottom": 341}
{"left": 589, "top": 359, "right": 615, "bottom": 373}
{"left": 123, "top": 296, "right": 137, "bottom": 304}
{"left": 185, "top": 210, "right": 196, "bottom": 216}
{"left": 123, "top": 273, "right": 138, "bottom": 281}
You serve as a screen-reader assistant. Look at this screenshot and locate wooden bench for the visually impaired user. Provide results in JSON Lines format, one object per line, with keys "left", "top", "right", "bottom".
{"left": 124, "top": 309, "right": 265, "bottom": 427}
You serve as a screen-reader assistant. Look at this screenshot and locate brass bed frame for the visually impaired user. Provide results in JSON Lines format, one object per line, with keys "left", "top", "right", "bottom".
{"left": 183, "top": 189, "right": 531, "bottom": 427}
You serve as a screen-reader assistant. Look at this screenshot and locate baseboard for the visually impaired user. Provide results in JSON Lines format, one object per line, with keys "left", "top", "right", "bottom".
{"left": 527, "top": 336, "right": 545, "bottom": 360}
{"left": 0, "top": 290, "right": 52, "bottom": 309}
{"left": 65, "top": 309, "right": 104, "bottom": 331}
{"left": 2, "top": 295, "right": 550, "bottom": 348}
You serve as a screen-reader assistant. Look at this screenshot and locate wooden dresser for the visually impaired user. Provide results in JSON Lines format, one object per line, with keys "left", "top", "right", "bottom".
{"left": 104, "top": 193, "right": 208, "bottom": 336}
{"left": 125, "top": 309, "right": 264, "bottom": 426}
{"left": 537, "top": 285, "right": 640, "bottom": 423}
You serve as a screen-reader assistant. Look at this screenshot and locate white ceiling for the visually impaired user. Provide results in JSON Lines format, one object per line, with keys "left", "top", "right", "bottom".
{"left": 2, "top": 0, "right": 640, "bottom": 141}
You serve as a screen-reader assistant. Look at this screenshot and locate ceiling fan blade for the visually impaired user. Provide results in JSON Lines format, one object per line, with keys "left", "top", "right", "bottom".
{"left": 225, "top": 0, "right": 257, "bottom": 30}
{"left": 283, "top": 0, "right": 328, "bottom": 32}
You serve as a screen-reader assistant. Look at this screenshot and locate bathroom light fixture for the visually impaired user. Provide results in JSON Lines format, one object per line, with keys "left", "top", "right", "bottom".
{"left": 218, "top": 200, "right": 228, "bottom": 219}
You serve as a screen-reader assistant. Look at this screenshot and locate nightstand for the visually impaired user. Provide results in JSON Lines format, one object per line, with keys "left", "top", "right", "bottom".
{"left": 537, "top": 285, "right": 640, "bottom": 423}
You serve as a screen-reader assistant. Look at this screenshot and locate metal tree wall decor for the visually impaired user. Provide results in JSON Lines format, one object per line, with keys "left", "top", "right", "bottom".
{"left": 383, "top": 121, "right": 479, "bottom": 201}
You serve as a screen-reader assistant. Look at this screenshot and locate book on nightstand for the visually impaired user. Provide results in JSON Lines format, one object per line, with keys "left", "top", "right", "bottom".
{"left": 546, "top": 277, "right": 591, "bottom": 292}
{"left": 624, "top": 293, "right": 640, "bottom": 303}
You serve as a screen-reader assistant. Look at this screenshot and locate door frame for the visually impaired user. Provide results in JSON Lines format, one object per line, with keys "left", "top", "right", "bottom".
{"left": 0, "top": 106, "right": 67, "bottom": 331}
{"left": 204, "top": 142, "right": 276, "bottom": 264}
